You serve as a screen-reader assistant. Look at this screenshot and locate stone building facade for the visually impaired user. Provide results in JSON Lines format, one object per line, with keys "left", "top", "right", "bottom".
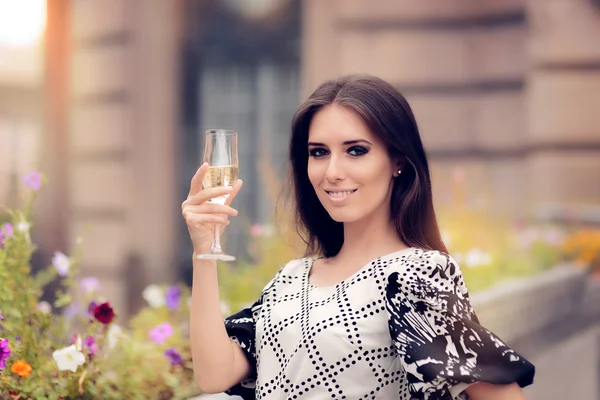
{"left": 303, "top": 0, "right": 600, "bottom": 220}
{"left": 6, "top": 0, "right": 599, "bottom": 315}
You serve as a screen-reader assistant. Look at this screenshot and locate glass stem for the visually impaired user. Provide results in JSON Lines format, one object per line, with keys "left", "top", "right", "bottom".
{"left": 210, "top": 220, "right": 223, "bottom": 254}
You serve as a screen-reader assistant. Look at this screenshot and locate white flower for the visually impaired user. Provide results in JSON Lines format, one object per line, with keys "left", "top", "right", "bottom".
{"left": 464, "top": 248, "right": 493, "bottom": 268}
{"left": 52, "top": 251, "right": 71, "bottom": 277}
{"left": 142, "top": 284, "right": 165, "bottom": 308}
{"left": 74, "top": 334, "right": 82, "bottom": 351}
{"left": 52, "top": 345, "right": 86, "bottom": 372}
{"left": 16, "top": 221, "right": 30, "bottom": 232}
{"left": 36, "top": 301, "right": 52, "bottom": 314}
{"left": 107, "top": 324, "right": 123, "bottom": 349}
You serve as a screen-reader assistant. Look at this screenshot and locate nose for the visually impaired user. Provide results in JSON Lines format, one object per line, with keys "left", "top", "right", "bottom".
{"left": 325, "top": 156, "right": 344, "bottom": 183}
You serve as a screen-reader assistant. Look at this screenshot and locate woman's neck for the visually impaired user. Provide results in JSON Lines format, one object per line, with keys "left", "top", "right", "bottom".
{"left": 334, "top": 209, "right": 407, "bottom": 262}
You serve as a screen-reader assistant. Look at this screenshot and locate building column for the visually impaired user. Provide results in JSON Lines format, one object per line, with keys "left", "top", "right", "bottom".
{"left": 69, "top": 0, "right": 181, "bottom": 316}
{"left": 38, "top": 0, "right": 70, "bottom": 259}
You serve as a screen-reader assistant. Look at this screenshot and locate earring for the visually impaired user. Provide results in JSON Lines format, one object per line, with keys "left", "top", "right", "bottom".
{"left": 394, "top": 169, "right": 402, "bottom": 177}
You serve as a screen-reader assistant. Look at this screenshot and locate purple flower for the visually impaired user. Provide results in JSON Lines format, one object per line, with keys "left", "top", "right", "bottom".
{"left": 63, "top": 304, "right": 80, "bottom": 319}
{"left": 83, "top": 336, "right": 97, "bottom": 357}
{"left": 2, "top": 223, "right": 13, "bottom": 238}
{"left": 149, "top": 323, "right": 173, "bottom": 344}
{"left": 80, "top": 277, "right": 100, "bottom": 293}
{"left": 23, "top": 172, "right": 41, "bottom": 191}
{"left": 164, "top": 348, "right": 183, "bottom": 366}
{"left": 165, "top": 286, "right": 181, "bottom": 310}
{"left": 0, "top": 339, "right": 11, "bottom": 371}
{"left": 0, "top": 223, "right": 14, "bottom": 249}
{"left": 87, "top": 301, "right": 98, "bottom": 317}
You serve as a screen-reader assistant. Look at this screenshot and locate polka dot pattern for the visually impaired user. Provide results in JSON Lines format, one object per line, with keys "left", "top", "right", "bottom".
{"left": 224, "top": 248, "right": 535, "bottom": 400}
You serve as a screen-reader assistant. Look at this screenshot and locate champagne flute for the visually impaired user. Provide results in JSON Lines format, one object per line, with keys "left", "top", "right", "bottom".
{"left": 195, "top": 129, "right": 239, "bottom": 261}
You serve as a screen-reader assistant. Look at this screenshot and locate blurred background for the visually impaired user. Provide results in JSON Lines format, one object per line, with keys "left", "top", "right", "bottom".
{"left": 1, "top": 0, "right": 600, "bottom": 398}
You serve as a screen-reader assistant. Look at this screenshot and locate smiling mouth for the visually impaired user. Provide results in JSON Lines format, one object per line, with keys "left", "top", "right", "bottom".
{"left": 325, "top": 189, "right": 358, "bottom": 199}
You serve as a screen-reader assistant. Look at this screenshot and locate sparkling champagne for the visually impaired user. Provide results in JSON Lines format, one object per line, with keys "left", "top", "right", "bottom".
{"left": 203, "top": 165, "right": 239, "bottom": 204}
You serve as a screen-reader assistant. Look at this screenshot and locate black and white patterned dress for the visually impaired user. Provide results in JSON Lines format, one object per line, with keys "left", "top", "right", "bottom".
{"left": 223, "top": 247, "right": 535, "bottom": 399}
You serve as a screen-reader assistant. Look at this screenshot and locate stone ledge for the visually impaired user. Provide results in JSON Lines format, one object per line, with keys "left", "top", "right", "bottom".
{"left": 472, "top": 265, "right": 588, "bottom": 343}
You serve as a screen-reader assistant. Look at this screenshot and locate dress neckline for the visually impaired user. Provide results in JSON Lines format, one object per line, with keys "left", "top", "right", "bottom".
{"left": 305, "top": 247, "right": 418, "bottom": 289}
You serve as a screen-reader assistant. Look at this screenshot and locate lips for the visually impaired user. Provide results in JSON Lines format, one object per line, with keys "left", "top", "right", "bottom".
{"left": 325, "top": 189, "right": 357, "bottom": 199}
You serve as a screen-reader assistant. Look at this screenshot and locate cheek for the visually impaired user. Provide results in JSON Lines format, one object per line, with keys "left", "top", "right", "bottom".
{"left": 356, "top": 159, "right": 393, "bottom": 186}
{"left": 307, "top": 160, "right": 321, "bottom": 189}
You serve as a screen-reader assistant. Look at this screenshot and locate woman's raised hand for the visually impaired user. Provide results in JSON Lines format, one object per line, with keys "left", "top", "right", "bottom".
{"left": 181, "top": 162, "right": 243, "bottom": 255}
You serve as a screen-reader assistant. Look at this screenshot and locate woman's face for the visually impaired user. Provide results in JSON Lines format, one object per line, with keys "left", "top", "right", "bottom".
{"left": 307, "top": 104, "right": 399, "bottom": 224}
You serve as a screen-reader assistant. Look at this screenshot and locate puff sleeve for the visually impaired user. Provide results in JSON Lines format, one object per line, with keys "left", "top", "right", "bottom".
{"left": 385, "top": 250, "right": 535, "bottom": 399}
{"left": 223, "top": 276, "right": 278, "bottom": 399}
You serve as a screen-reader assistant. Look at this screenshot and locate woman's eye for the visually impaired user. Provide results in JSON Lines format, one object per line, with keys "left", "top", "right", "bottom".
{"left": 309, "top": 148, "right": 328, "bottom": 157}
{"left": 348, "top": 146, "right": 368, "bottom": 156}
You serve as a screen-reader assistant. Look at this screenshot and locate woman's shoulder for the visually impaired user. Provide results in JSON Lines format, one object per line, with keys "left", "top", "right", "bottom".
{"left": 268, "top": 256, "right": 314, "bottom": 284}
{"left": 386, "top": 247, "right": 466, "bottom": 291}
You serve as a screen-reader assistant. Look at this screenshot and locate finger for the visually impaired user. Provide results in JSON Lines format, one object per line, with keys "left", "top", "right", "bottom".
{"left": 184, "top": 213, "right": 230, "bottom": 226}
{"left": 182, "top": 203, "right": 238, "bottom": 217}
{"left": 224, "top": 179, "right": 243, "bottom": 206}
{"left": 188, "top": 163, "right": 209, "bottom": 198}
{"left": 185, "top": 185, "right": 233, "bottom": 206}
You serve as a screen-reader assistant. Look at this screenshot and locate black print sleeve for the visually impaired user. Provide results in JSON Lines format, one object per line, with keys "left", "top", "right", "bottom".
{"left": 223, "top": 300, "right": 261, "bottom": 400}
{"left": 223, "top": 275, "right": 278, "bottom": 400}
{"left": 385, "top": 250, "right": 535, "bottom": 399}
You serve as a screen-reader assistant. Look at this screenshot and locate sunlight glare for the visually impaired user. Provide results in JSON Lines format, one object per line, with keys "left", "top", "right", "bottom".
{"left": 0, "top": 0, "right": 46, "bottom": 48}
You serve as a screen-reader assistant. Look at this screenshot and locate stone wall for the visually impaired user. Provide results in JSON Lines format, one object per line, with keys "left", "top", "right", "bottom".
{"left": 302, "top": 0, "right": 600, "bottom": 219}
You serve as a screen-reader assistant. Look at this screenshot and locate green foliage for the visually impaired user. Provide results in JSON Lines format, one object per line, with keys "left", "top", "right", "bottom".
{"left": 0, "top": 181, "right": 199, "bottom": 400}
{"left": 435, "top": 206, "right": 565, "bottom": 292}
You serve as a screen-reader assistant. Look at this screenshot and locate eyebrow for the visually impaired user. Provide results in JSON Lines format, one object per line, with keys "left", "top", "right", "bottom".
{"left": 307, "top": 139, "right": 372, "bottom": 146}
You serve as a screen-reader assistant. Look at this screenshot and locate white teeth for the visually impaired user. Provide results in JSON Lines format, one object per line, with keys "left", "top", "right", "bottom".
{"left": 327, "top": 190, "right": 355, "bottom": 198}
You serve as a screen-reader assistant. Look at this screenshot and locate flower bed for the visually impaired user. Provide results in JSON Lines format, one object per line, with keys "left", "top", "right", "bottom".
{"left": 1, "top": 174, "right": 199, "bottom": 399}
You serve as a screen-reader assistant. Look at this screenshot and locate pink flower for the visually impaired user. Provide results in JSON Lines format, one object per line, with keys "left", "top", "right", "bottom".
{"left": 0, "top": 223, "right": 11, "bottom": 250}
{"left": 150, "top": 323, "right": 173, "bottom": 344}
{"left": 23, "top": 172, "right": 41, "bottom": 191}
{"left": 3, "top": 223, "right": 13, "bottom": 237}
{"left": 80, "top": 277, "right": 100, "bottom": 293}
{"left": 250, "top": 224, "right": 262, "bottom": 237}
{"left": 83, "top": 336, "right": 97, "bottom": 357}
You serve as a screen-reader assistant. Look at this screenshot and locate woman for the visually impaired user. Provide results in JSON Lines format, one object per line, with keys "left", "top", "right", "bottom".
{"left": 183, "top": 75, "right": 535, "bottom": 399}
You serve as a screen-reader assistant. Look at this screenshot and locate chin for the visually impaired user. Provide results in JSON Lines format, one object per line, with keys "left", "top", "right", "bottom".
{"left": 324, "top": 209, "right": 361, "bottom": 224}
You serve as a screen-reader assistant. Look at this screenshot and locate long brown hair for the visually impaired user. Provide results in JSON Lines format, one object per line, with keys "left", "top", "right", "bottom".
{"left": 285, "top": 75, "right": 447, "bottom": 258}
